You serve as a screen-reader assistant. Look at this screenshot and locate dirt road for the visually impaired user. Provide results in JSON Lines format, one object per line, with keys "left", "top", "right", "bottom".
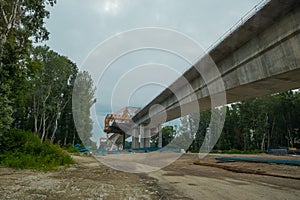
{"left": 150, "top": 153, "right": 300, "bottom": 200}
{"left": 0, "top": 153, "right": 300, "bottom": 199}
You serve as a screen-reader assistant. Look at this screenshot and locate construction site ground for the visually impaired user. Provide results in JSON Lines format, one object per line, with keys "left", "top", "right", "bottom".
{"left": 0, "top": 153, "right": 300, "bottom": 199}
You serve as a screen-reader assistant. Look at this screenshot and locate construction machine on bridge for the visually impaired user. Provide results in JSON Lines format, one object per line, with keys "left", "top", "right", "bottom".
{"left": 103, "top": 107, "right": 141, "bottom": 149}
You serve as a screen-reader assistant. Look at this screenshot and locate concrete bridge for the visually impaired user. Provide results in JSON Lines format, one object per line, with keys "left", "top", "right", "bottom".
{"left": 108, "top": 0, "right": 300, "bottom": 149}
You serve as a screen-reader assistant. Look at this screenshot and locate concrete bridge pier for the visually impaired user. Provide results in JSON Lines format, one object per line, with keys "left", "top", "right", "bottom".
{"left": 131, "top": 125, "right": 163, "bottom": 149}
{"left": 131, "top": 128, "right": 139, "bottom": 149}
{"left": 144, "top": 128, "right": 151, "bottom": 148}
{"left": 158, "top": 125, "right": 162, "bottom": 148}
{"left": 139, "top": 126, "right": 151, "bottom": 148}
{"left": 139, "top": 126, "right": 145, "bottom": 148}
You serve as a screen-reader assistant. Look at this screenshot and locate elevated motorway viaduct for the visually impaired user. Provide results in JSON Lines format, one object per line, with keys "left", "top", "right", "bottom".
{"left": 110, "top": 0, "right": 300, "bottom": 148}
{"left": 133, "top": 0, "right": 300, "bottom": 124}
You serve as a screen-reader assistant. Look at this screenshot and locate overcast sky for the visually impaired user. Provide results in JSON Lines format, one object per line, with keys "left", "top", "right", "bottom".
{"left": 44, "top": 0, "right": 263, "bottom": 141}
{"left": 45, "top": 0, "right": 262, "bottom": 65}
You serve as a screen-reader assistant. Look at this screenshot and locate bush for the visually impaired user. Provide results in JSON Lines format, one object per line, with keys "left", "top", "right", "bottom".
{"left": 63, "top": 144, "right": 80, "bottom": 154}
{"left": 0, "top": 130, "right": 75, "bottom": 170}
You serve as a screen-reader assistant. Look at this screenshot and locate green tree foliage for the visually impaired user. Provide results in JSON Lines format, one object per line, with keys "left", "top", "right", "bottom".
{"left": 1, "top": 43, "right": 94, "bottom": 146}
{"left": 183, "top": 90, "right": 300, "bottom": 152}
{"left": 151, "top": 126, "right": 176, "bottom": 147}
{"left": 0, "top": 1, "right": 97, "bottom": 171}
{"left": 0, "top": 0, "right": 56, "bottom": 132}
{"left": 26, "top": 46, "right": 79, "bottom": 143}
{"left": 176, "top": 114, "right": 199, "bottom": 150}
{"left": 0, "top": 85, "right": 13, "bottom": 131}
{"left": 161, "top": 126, "right": 176, "bottom": 147}
{"left": 72, "top": 71, "right": 96, "bottom": 146}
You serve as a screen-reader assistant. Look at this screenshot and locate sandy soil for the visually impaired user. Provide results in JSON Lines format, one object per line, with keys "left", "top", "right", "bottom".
{"left": 149, "top": 153, "right": 300, "bottom": 200}
{"left": 0, "top": 153, "right": 300, "bottom": 200}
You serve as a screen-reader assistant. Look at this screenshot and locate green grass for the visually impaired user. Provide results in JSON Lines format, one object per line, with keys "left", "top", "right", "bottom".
{"left": 0, "top": 129, "right": 75, "bottom": 171}
{"left": 63, "top": 144, "right": 80, "bottom": 155}
{"left": 210, "top": 149, "right": 265, "bottom": 154}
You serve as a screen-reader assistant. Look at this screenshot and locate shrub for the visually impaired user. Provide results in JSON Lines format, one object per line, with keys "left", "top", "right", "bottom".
{"left": 0, "top": 130, "right": 75, "bottom": 170}
{"left": 63, "top": 144, "right": 80, "bottom": 154}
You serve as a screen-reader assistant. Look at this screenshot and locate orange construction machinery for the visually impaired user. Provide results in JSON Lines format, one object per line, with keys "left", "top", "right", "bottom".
{"left": 104, "top": 106, "right": 141, "bottom": 134}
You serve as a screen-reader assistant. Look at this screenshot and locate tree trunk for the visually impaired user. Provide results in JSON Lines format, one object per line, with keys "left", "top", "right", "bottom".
{"left": 72, "top": 130, "right": 76, "bottom": 146}
{"left": 50, "top": 121, "right": 57, "bottom": 143}
{"left": 286, "top": 129, "right": 293, "bottom": 147}
{"left": 33, "top": 95, "right": 38, "bottom": 134}
{"left": 64, "top": 134, "right": 67, "bottom": 146}
{"left": 261, "top": 133, "right": 266, "bottom": 152}
{"left": 268, "top": 118, "right": 275, "bottom": 149}
{"left": 34, "top": 115, "right": 38, "bottom": 134}
{"left": 0, "top": 1, "right": 19, "bottom": 48}
{"left": 38, "top": 115, "right": 43, "bottom": 135}
{"left": 45, "top": 119, "right": 52, "bottom": 141}
{"left": 41, "top": 112, "right": 46, "bottom": 142}
{"left": 50, "top": 115, "right": 59, "bottom": 144}
{"left": 64, "top": 117, "right": 69, "bottom": 146}
{"left": 40, "top": 86, "right": 51, "bottom": 141}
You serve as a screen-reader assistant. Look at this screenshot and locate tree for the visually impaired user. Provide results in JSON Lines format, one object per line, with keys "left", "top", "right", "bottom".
{"left": 176, "top": 90, "right": 300, "bottom": 152}
{"left": 13, "top": 46, "right": 79, "bottom": 144}
{"left": 187, "top": 111, "right": 209, "bottom": 152}
{"left": 0, "top": 0, "right": 55, "bottom": 47}
{"left": 56, "top": 78, "right": 80, "bottom": 146}
{"left": 30, "top": 46, "right": 78, "bottom": 142}
{"left": 0, "top": 0, "right": 56, "bottom": 132}
{"left": 151, "top": 126, "right": 176, "bottom": 147}
{"left": 216, "top": 107, "right": 237, "bottom": 150}
{"left": 277, "top": 91, "right": 300, "bottom": 147}
{"left": 0, "top": 85, "right": 13, "bottom": 131}
{"left": 72, "top": 71, "right": 96, "bottom": 146}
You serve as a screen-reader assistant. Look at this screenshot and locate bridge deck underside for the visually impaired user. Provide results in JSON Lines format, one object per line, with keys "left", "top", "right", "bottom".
{"left": 132, "top": 0, "right": 300, "bottom": 125}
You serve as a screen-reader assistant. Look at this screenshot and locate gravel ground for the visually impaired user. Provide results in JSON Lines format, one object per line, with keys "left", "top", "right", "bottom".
{"left": 0, "top": 153, "right": 299, "bottom": 200}
{"left": 0, "top": 155, "right": 164, "bottom": 200}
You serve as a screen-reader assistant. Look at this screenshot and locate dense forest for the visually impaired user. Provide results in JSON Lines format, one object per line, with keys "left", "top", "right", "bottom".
{"left": 151, "top": 91, "right": 300, "bottom": 152}
{"left": 0, "top": 0, "right": 95, "bottom": 146}
{"left": 178, "top": 91, "right": 300, "bottom": 152}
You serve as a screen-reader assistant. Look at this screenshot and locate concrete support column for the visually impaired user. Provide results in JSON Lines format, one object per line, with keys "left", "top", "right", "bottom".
{"left": 122, "top": 133, "right": 126, "bottom": 150}
{"left": 140, "top": 125, "right": 145, "bottom": 148}
{"left": 158, "top": 125, "right": 162, "bottom": 148}
{"left": 131, "top": 128, "right": 139, "bottom": 149}
{"left": 144, "top": 128, "right": 151, "bottom": 148}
